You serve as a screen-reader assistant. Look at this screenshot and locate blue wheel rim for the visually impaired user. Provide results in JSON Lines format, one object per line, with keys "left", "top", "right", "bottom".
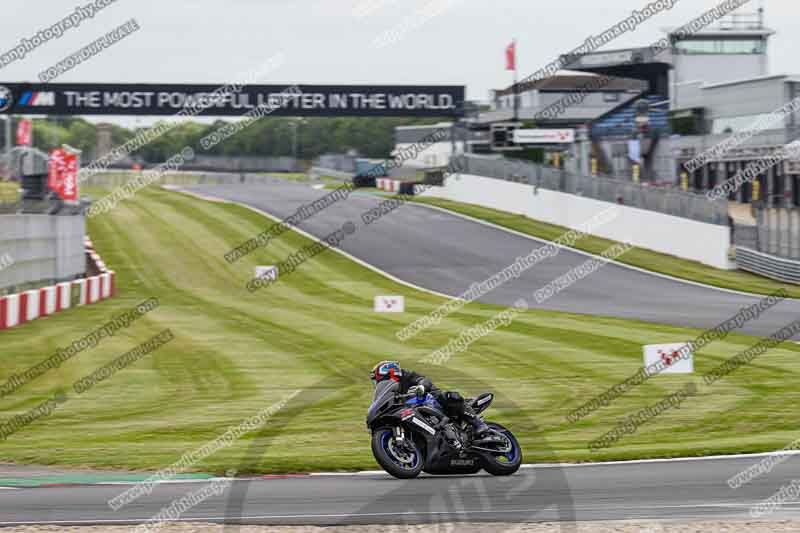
{"left": 494, "top": 430, "right": 519, "bottom": 463}
{"left": 381, "top": 429, "right": 419, "bottom": 470}
{"left": 503, "top": 436, "right": 518, "bottom": 462}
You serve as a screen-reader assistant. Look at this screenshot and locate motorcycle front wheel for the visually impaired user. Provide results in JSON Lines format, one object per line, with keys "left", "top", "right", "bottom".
{"left": 371, "top": 426, "right": 424, "bottom": 479}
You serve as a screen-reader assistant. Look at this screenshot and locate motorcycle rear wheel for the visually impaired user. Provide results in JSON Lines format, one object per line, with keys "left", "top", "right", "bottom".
{"left": 479, "top": 422, "right": 522, "bottom": 476}
{"left": 371, "top": 426, "right": 424, "bottom": 479}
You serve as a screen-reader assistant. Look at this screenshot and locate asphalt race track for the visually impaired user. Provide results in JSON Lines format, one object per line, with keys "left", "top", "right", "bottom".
{"left": 2, "top": 455, "right": 800, "bottom": 526}
{"left": 180, "top": 178, "right": 800, "bottom": 340}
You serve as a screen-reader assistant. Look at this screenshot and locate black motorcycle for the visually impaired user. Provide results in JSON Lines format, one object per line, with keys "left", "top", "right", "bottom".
{"left": 366, "top": 380, "right": 522, "bottom": 479}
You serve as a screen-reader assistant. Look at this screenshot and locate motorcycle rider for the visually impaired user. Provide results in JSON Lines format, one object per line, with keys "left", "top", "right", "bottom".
{"left": 370, "top": 361, "right": 490, "bottom": 449}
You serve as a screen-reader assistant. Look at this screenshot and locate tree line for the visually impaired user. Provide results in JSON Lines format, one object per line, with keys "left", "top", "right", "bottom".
{"left": 5, "top": 116, "right": 441, "bottom": 163}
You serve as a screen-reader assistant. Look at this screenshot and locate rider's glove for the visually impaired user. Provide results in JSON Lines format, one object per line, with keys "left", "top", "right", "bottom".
{"left": 408, "top": 385, "right": 426, "bottom": 399}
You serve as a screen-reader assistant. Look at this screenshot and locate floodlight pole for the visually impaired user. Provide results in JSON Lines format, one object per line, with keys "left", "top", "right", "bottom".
{"left": 3, "top": 116, "right": 10, "bottom": 159}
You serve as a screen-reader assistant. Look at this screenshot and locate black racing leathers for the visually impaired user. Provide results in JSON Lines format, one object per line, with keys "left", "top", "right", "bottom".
{"left": 399, "top": 370, "right": 488, "bottom": 437}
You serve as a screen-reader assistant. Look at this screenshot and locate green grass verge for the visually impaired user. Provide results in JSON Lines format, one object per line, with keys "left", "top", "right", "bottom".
{"left": 0, "top": 180, "right": 19, "bottom": 203}
{"left": 1, "top": 178, "right": 799, "bottom": 475}
{"left": 409, "top": 196, "right": 800, "bottom": 299}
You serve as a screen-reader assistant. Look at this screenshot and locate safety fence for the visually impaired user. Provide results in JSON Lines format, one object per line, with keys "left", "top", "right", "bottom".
{"left": 459, "top": 154, "right": 729, "bottom": 226}
{"left": 754, "top": 208, "right": 800, "bottom": 260}
{"left": 314, "top": 154, "right": 356, "bottom": 173}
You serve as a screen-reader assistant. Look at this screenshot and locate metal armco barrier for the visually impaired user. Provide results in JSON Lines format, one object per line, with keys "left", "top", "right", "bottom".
{"left": 736, "top": 247, "right": 800, "bottom": 284}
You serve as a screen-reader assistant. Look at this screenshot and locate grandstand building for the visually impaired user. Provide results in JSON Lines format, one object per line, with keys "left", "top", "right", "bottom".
{"left": 454, "top": 6, "right": 799, "bottom": 207}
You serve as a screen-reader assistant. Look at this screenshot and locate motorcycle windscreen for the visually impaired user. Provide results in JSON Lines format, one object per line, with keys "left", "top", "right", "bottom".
{"left": 367, "top": 380, "right": 399, "bottom": 424}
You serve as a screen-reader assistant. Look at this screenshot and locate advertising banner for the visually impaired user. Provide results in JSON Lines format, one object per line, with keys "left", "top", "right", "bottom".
{"left": 513, "top": 129, "right": 575, "bottom": 144}
{"left": 15, "top": 118, "right": 31, "bottom": 145}
{"left": 48, "top": 148, "right": 66, "bottom": 192}
{"left": 0, "top": 83, "right": 465, "bottom": 117}
{"left": 61, "top": 151, "right": 78, "bottom": 201}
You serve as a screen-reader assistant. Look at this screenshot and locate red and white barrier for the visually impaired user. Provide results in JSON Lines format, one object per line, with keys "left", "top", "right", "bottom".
{"left": 23, "top": 290, "right": 39, "bottom": 322}
{"left": 0, "top": 272, "right": 115, "bottom": 331}
{"left": 57, "top": 282, "right": 71, "bottom": 311}
{"left": 376, "top": 178, "right": 402, "bottom": 193}
{"left": 101, "top": 273, "right": 112, "bottom": 299}
{"left": 74, "top": 279, "right": 87, "bottom": 306}
{"left": 0, "top": 235, "right": 116, "bottom": 331}
{"left": 1, "top": 294, "right": 20, "bottom": 329}
{"left": 84, "top": 237, "right": 109, "bottom": 273}
{"left": 88, "top": 276, "right": 100, "bottom": 304}
{"left": 41, "top": 286, "right": 57, "bottom": 316}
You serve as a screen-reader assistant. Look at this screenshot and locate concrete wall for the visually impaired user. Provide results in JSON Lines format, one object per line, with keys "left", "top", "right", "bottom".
{"left": 672, "top": 53, "right": 768, "bottom": 89}
{"left": 0, "top": 214, "right": 85, "bottom": 292}
{"left": 421, "top": 174, "right": 733, "bottom": 270}
{"left": 703, "top": 76, "right": 788, "bottom": 122}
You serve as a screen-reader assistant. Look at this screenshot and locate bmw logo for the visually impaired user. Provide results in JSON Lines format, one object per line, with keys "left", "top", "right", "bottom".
{"left": 0, "top": 86, "right": 12, "bottom": 112}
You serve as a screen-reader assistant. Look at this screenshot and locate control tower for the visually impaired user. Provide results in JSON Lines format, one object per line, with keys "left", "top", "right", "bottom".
{"left": 669, "top": 7, "right": 774, "bottom": 96}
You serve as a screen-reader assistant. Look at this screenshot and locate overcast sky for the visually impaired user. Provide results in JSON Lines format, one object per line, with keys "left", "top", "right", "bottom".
{"left": 0, "top": 0, "right": 795, "bottom": 126}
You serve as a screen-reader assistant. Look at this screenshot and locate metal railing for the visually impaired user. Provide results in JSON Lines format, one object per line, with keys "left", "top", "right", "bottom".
{"left": 459, "top": 154, "right": 729, "bottom": 225}
{"left": 736, "top": 247, "right": 800, "bottom": 285}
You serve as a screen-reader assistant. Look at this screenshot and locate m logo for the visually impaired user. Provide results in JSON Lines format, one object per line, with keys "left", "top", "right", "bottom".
{"left": 19, "top": 91, "right": 55, "bottom": 107}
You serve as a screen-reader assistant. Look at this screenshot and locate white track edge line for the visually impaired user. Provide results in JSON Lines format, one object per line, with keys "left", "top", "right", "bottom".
{"left": 171, "top": 187, "right": 463, "bottom": 302}
{"left": 411, "top": 199, "right": 799, "bottom": 301}
{"left": 7, "top": 449, "right": 795, "bottom": 490}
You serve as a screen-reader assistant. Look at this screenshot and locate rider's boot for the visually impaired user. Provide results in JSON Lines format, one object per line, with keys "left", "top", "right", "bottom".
{"left": 464, "top": 407, "right": 490, "bottom": 438}
{"left": 443, "top": 423, "right": 462, "bottom": 450}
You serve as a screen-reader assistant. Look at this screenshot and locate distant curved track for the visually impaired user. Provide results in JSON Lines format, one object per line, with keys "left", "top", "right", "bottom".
{"left": 180, "top": 178, "right": 800, "bottom": 339}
